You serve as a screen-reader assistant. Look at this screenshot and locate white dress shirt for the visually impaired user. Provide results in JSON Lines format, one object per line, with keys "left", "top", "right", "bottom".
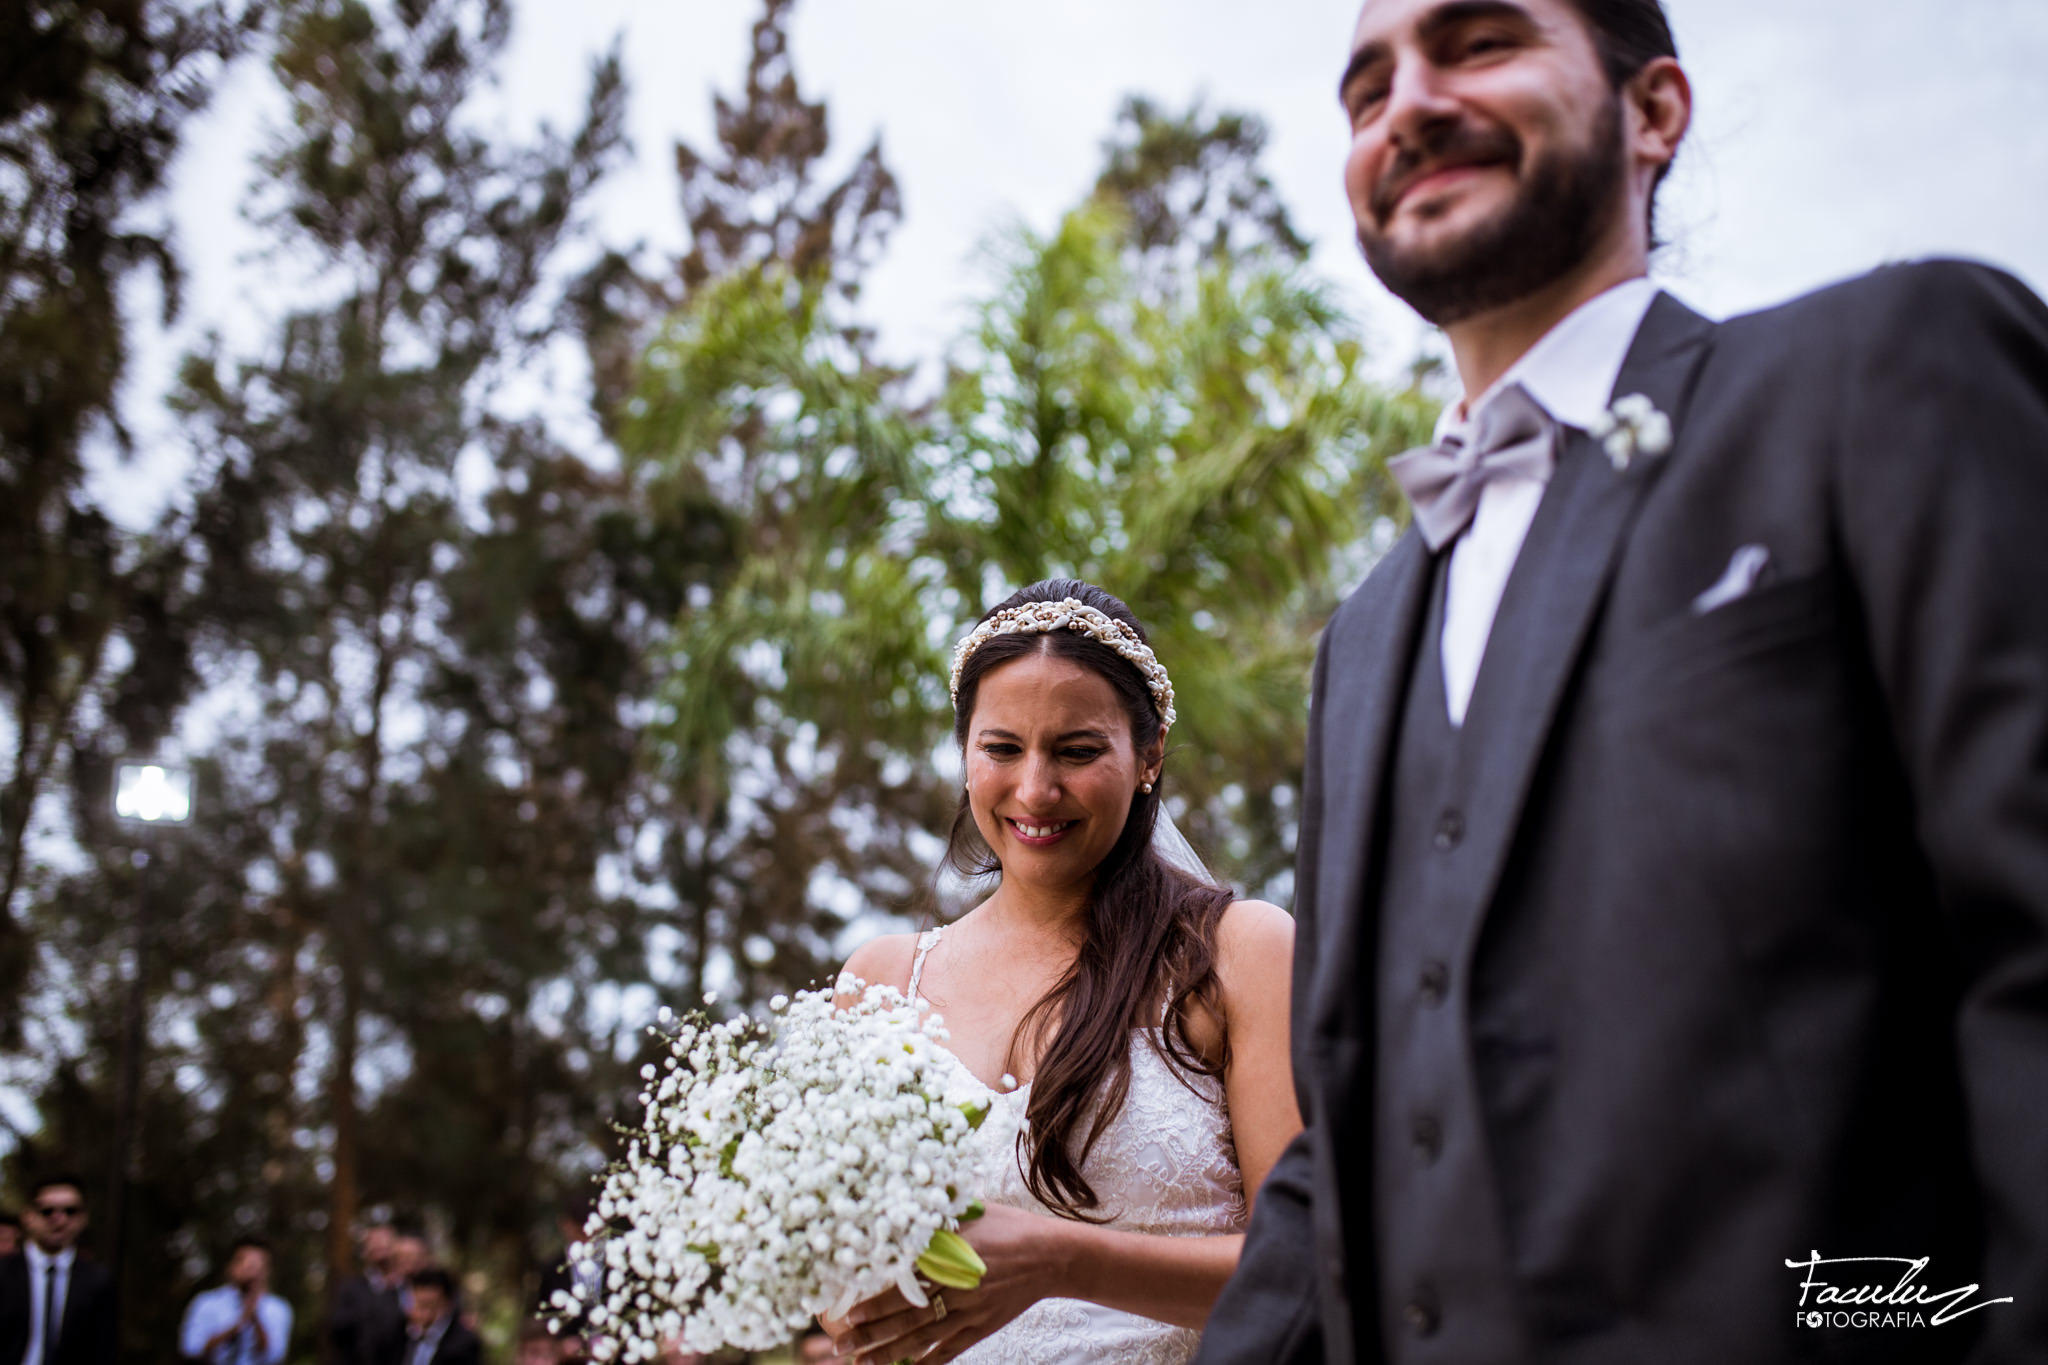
{"left": 407, "top": 1313, "right": 451, "bottom": 1365}
{"left": 1435, "top": 276, "right": 1662, "bottom": 724}
{"left": 23, "top": 1244, "right": 74, "bottom": 1365}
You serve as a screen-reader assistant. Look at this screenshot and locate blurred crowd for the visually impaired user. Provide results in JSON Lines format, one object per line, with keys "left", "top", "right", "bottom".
{"left": 0, "top": 1181, "right": 844, "bottom": 1365}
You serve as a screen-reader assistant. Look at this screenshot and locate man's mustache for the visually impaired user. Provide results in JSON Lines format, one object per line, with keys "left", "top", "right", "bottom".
{"left": 1370, "top": 122, "right": 1523, "bottom": 223}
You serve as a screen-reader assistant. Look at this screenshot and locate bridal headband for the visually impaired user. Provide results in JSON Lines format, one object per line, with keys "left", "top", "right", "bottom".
{"left": 948, "top": 597, "right": 1178, "bottom": 728}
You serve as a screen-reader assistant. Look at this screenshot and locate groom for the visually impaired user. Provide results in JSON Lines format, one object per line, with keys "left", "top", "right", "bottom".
{"left": 1197, "top": 1, "right": 2048, "bottom": 1362}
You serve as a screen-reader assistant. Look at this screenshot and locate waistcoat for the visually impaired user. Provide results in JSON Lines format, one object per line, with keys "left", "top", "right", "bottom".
{"left": 1369, "top": 556, "right": 1528, "bottom": 1362}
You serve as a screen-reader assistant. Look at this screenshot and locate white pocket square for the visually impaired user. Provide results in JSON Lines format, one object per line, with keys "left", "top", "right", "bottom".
{"left": 1691, "top": 544, "right": 1772, "bottom": 615}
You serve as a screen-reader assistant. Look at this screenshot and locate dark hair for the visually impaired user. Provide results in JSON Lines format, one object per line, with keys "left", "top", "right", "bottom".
{"left": 410, "top": 1266, "right": 458, "bottom": 1298}
{"left": 0, "top": 1212, "right": 18, "bottom": 1230}
{"left": 229, "top": 1235, "right": 271, "bottom": 1256}
{"left": 947, "top": 579, "right": 1232, "bottom": 1220}
{"left": 1566, "top": 0, "right": 1677, "bottom": 88}
{"left": 1564, "top": 0, "right": 1682, "bottom": 234}
{"left": 28, "top": 1174, "right": 86, "bottom": 1204}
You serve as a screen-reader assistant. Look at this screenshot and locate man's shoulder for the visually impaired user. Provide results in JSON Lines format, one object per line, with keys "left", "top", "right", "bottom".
{"left": 1723, "top": 257, "right": 2043, "bottom": 341}
{"left": 185, "top": 1284, "right": 232, "bottom": 1311}
{"left": 434, "top": 1323, "right": 481, "bottom": 1364}
{"left": 66, "top": 1258, "right": 111, "bottom": 1296}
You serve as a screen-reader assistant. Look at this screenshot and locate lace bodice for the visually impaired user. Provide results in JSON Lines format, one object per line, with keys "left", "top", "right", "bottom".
{"left": 908, "top": 927, "right": 1247, "bottom": 1364}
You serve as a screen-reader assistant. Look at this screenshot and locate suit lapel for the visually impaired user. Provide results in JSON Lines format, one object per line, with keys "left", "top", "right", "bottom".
{"left": 1454, "top": 293, "right": 1717, "bottom": 920}
{"left": 1307, "top": 530, "right": 1433, "bottom": 1037}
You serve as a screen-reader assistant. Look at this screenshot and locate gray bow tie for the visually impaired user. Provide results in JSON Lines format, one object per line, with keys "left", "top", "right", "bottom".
{"left": 1389, "top": 382, "right": 1559, "bottom": 550}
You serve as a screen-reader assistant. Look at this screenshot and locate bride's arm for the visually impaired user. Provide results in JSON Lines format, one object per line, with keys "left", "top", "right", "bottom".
{"left": 831, "top": 901, "right": 1302, "bottom": 1364}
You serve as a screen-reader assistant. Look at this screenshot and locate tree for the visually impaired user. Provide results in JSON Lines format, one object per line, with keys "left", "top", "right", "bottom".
{"left": 0, "top": 0, "right": 254, "bottom": 1031}
{"left": 163, "top": 0, "right": 628, "bottom": 1306}
{"left": 927, "top": 191, "right": 1431, "bottom": 897}
{"left": 576, "top": 0, "right": 900, "bottom": 433}
{"left": 606, "top": 0, "right": 937, "bottom": 1006}
{"left": 1092, "top": 94, "right": 1310, "bottom": 274}
{"left": 627, "top": 80, "right": 1436, "bottom": 950}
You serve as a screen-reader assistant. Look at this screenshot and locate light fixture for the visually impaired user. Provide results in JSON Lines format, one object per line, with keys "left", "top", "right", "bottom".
{"left": 113, "top": 762, "right": 193, "bottom": 825}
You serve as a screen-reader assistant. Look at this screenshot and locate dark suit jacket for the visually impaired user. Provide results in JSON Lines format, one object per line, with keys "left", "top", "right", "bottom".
{"left": 413, "top": 1319, "right": 481, "bottom": 1365}
{"left": 328, "top": 1274, "right": 407, "bottom": 1365}
{"left": 0, "top": 1253, "right": 117, "bottom": 1365}
{"left": 1199, "top": 261, "right": 2048, "bottom": 1364}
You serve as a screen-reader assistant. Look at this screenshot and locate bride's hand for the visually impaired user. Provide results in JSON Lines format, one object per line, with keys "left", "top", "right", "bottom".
{"left": 825, "top": 1204, "right": 1069, "bottom": 1365}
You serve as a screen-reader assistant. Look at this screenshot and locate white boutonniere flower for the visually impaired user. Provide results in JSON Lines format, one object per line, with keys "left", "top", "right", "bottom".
{"left": 1587, "top": 393, "right": 1673, "bottom": 470}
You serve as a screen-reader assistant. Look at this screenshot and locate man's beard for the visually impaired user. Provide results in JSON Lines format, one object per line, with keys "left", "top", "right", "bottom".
{"left": 1358, "top": 98, "right": 1626, "bottom": 326}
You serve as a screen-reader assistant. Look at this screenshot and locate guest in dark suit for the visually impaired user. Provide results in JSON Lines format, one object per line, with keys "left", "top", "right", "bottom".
{"left": 402, "top": 1270, "right": 480, "bottom": 1365}
{"left": 1196, "top": 0, "right": 2048, "bottom": 1362}
{"left": 0, "top": 1175, "right": 117, "bottom": 1365}
{"left": 329, "top": 1221, "right": 410, "bottom": 1365}
{"left": 532, "top": 1196, "right": 595, "bottom": 1338}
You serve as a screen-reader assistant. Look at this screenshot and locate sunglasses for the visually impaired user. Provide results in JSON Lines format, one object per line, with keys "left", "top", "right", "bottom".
{"left": 33, "top": 1204, "right": 82, "bottom": 1219}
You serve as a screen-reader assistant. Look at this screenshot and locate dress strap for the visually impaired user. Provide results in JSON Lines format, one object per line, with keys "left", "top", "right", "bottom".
{"left": 907, "top": 926, "right": 944, "bottom": 1000}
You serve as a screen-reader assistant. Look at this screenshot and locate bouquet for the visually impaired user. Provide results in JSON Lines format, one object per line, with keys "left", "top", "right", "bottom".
{"left": 554, "top": 977, "right": 997, "bottom": 1359}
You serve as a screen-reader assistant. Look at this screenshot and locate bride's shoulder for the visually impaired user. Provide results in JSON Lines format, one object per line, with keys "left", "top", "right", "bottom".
{"left": 1211, "top": 899, "right": 1295, "bottom": 1007}
{"left": 837, "top": 932, "right": 923, "bottom": 998}
{"left": 1216, "top": 898, "right": 1293, "bottom": 956}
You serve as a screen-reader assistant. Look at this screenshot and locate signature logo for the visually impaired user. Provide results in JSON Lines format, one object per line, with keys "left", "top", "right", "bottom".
{"left": 1787, "top": 1252, "right": 2013, "bottom": 1330}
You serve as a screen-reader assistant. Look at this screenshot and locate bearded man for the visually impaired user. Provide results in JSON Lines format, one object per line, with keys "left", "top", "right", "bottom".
{"left": 1195, "top": 1, "right": 2048, "bottom": 1362}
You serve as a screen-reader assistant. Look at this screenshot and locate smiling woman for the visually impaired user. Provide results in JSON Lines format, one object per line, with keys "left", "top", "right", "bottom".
{"left": 831, "top": 579, "right": 1301, "bottom": 1365}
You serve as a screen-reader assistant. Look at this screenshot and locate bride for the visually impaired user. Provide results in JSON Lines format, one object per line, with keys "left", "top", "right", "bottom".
{"left": 828, "top": 579, "right": 1301, "bottom": 1365}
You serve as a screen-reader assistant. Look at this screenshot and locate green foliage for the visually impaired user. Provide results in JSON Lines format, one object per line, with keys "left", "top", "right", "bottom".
{"left": 925, "top": 199, "right": 1431, "bottom": 893}
{"left": 0, "top": 0, "right": 254, "bottom": 1027}
{"left": 2, "top": 1, "right": 1438, "bottom": 1354}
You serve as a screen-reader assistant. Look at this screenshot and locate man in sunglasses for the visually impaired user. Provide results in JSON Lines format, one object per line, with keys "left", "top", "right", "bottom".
{"left": 0, "top": 1175, "right": 117, "bottom": 1365}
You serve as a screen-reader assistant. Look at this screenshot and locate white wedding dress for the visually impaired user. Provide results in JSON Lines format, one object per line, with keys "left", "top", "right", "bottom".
{"left": 907, "top": 926, "right": 1248, "bottom": 1365}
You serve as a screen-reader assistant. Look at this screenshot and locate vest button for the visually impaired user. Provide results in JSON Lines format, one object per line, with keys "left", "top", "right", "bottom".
{"left": 1433, "top": 809, "right": 1464, "bottom": 850}
{"left": 1412, "top": 1113, "right": 1443, "bottom": 1164}
{"left": 1418, "top": 960, "right": 1450, "bottom": 1005}
{"left": 1405, "top": 1284, "right": 1442, "bottom": 1337}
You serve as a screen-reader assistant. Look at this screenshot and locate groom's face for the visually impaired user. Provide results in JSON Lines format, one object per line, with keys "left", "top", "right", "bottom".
{"left": 1340, "top": 0, "right": 1628, "bottom": 324}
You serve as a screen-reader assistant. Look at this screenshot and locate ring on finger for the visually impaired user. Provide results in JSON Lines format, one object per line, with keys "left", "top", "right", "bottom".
{"left": 931, "top": 1291, "right": 949, "bottom": 1324}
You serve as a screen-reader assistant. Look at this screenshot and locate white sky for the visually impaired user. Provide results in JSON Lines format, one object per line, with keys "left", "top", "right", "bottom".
{"left": 106, "top": 0, "right": 2048, "bottom": 524}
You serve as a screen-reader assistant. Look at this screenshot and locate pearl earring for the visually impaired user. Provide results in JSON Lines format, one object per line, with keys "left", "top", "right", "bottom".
{"left": 1141, "top": 780, "right": 1154, "bottom": 794}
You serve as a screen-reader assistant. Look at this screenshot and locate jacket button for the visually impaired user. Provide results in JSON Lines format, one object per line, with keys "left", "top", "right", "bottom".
{"left": 1418, "top": 960, "right": 1449, "bottom": 1005}
{"left": 1412, "top": 1114, "right": 1443, "bottom": 1164}
{"left": 1433, "top": 809, "right": 1464, "bottom": 851}
{"left": 1405, "top": 1284, "right": 1441, "bottom": 1337}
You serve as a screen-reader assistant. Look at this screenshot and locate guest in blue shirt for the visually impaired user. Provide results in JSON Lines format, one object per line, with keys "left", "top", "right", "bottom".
{"left": 179, "top": 1238, "right": 292, "bottom": 1365}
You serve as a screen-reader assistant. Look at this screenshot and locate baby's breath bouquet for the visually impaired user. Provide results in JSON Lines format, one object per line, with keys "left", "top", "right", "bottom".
{"left": 553, "top": 977, "right": 996, "bottom": 1360}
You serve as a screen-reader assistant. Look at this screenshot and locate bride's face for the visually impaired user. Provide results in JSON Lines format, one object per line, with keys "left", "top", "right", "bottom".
{"left": 964, "top": 650, "right": 1161, "bottom": 898}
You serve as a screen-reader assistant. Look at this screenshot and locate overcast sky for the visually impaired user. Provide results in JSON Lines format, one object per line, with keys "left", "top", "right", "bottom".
{"left": 111, "top": 0, "right": 2048, "bottom": 524}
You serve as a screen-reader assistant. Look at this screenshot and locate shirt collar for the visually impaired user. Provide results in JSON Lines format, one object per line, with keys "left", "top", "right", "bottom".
{"left": 24, "top": 1244, "right": 75, "bottom": 1274}
{"left": 1434, "top": 276, "right": 1663, "bottom": 442}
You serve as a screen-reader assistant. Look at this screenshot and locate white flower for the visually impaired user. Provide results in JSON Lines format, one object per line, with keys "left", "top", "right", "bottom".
{"left": 559, "top": 982, "right": 988, "bottom": 1358}
{"left": 1587, "top": 392, "right": 1674, "bottom": 470}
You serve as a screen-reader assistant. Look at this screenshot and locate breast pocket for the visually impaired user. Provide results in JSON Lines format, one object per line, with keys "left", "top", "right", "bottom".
{"left": 1599, "top": 571, "right": 1838, "bottom": 723}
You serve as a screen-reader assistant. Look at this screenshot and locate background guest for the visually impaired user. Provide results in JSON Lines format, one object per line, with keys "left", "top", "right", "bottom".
{"left": 534, "top": 1195, "right": 597, "bottom": 1352}
{"left": 0, "top": 1175, "right": 116, "bottom": 1365}
{"left": 0, "top": 1215, "right": 19, "bottom": 1258}
{"left": 178, "top": 1236, "right": 292, "bottom": 1365}
{"left": 403, "top": 1269, "right": 480, "bottom": 1365}
{"left": 514, "top": 1320, "right": 558, "bottom": 1365}
{"left": 328, "top": 1220, "right": 408, "bottom": 1365}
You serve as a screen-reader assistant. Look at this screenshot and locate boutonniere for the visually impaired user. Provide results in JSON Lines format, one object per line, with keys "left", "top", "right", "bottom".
{"left": 1587, "top": 393, "right": 1673, "bottom": 471}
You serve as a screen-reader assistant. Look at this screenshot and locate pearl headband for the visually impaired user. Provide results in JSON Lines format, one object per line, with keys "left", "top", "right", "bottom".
{"left": 948, "top": 597, "right": 1177, "bottom": 728}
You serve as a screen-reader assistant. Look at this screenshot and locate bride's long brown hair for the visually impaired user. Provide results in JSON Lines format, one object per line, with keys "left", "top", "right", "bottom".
{"left": 945, "top": 579, "right": 1233, "bottom": 1221}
